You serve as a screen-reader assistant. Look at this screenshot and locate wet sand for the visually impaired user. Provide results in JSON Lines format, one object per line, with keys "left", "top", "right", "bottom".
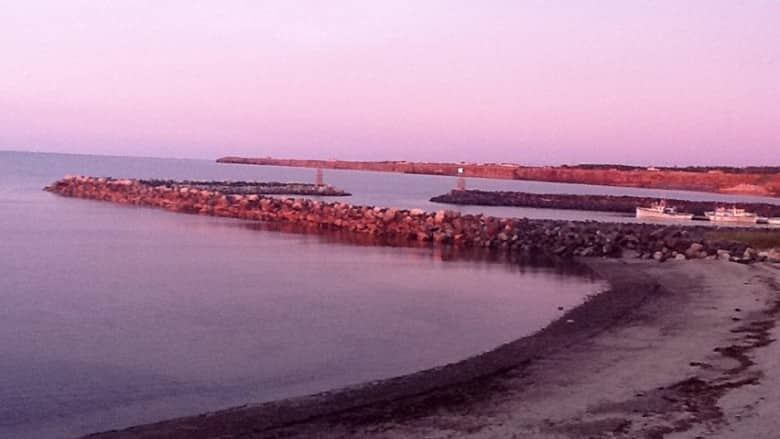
{"left": 84, "top": 259, "right": 780, "bottom": 439}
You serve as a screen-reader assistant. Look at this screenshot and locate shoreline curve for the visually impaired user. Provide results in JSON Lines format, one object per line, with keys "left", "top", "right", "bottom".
{"left": 82, "top": 259, "right": 659, "bottom": 439}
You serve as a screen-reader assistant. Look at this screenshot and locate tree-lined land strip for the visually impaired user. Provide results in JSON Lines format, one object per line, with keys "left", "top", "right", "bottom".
{"left": 216, "top": 157, "right": 780, "bottom": 197}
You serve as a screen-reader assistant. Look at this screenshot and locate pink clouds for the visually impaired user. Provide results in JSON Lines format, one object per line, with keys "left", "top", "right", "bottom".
{"left": 1, "top": 1, "right": 778, "bottom": 165}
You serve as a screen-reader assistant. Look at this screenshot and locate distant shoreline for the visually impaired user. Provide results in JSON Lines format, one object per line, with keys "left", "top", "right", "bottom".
{"left": 217, "top": 156, "right": 780, "bottom": 197}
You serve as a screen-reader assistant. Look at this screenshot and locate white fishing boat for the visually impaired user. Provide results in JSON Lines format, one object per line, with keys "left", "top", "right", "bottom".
{"left": 635, "top": 201, "right": 694, "bottom": 220}
{"left": 705, "top": 206, "right": 758, "bottom": 224}
{"left": 769, "top": 217, "right": 780, "bottom": 225}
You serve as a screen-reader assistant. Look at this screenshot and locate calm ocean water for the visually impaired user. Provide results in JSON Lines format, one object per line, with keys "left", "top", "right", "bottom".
{"left": 0, "top": 151, "right": 773, "bottom": 438}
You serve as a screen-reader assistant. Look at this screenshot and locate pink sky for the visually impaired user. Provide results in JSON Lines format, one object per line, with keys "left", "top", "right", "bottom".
{"left": 1, "top": 1, "right": 778, "bottom": 165}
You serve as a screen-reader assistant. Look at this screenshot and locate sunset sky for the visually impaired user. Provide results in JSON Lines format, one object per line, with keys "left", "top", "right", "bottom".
{"left": 2, "top": 1, "right": 778, "bottom": 165}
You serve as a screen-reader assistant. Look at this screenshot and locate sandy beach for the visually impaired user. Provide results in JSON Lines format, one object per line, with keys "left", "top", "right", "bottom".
{"left": 82, "top": 258, "right": 780, "bottom": 439}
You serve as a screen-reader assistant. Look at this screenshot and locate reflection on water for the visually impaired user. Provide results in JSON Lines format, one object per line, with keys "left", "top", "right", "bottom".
{"left": 240, "top": 220, "right": 596, "bottom": 275}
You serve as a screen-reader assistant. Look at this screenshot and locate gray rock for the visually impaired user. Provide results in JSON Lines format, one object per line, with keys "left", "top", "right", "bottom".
{"left": 743, "top": 247, "right": 758, "bottom": 259}
{"left": 622, "top": 249, "right": 641, "bottom": 259}
{"left": 763, "top": 248, "right": 780, "bottom": 263}
{"left": 685, "top": 242, "right": 705, "bottom": 259}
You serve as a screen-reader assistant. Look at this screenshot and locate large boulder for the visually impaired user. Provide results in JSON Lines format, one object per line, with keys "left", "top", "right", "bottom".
{"left": 762, "top": 248, "right": 780, "bottom": 263}
{"left": 382, "top": 208, "right": 398, "bottom": 222}
{"left": 685, "top": 242, "right": 705, "bottom": 259}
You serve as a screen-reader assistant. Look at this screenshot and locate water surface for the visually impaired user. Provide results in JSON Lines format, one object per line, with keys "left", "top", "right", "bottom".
{"left": 1, "top": 151, "right": 611, "bottom": 438}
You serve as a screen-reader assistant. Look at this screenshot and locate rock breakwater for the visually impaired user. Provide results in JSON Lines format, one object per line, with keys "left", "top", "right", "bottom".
{"left": 45, "top": 176, "right": 777, "bottom": 263}
{"left": 431, "top": 189, "right": 780, "bottom": 218}
{"left": 139, "top": 179, "right": 350, "bottom": 196}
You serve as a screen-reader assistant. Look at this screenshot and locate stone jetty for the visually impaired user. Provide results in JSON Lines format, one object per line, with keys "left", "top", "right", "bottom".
{"left": 139, "top": 179, "right": 350, "bottom": 196}
{"left": 430, "top": 189, "right": 780, "bottom": 218}
{"left": 45, "top": 176, "right": 779, "bottom": 263}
